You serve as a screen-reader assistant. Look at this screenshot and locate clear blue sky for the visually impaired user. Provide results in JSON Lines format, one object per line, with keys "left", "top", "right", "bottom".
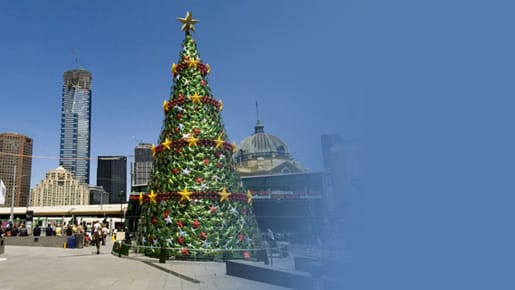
{"left": 0, "top": 0, "right": 362, "bottom": 190}
{"left": 362, "top": 1, "right": 515, "bottom": 290}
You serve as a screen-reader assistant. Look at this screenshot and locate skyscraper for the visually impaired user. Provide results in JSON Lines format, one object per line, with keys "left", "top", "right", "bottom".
{"left": 59, "top": 69, "right": 92, "bottom": 184}
{"left": 131, "top": 143, "right": 152, "bottom": 188}
{"left": 321, "top": 134, "right": 343, "bottom": 171}
{"left": 97, "top": 156, "right": 127, "bottom": 204}
{"left": 0, "top": 133, "right": 33, "bottom": 207}
{"left": 320, "top": 134, "right": 360, "bottom": 234}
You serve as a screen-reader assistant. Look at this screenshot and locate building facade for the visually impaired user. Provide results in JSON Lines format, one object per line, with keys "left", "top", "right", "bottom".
{"left": 97, "top": 156, "right": 127, "bottom": 204}
{"left": 88, "top": 185, "right": 110, "bottom": 205}
{"left": 59, "top": 69, "right": 92, "bottom": 184}
{"left": 241, "top": 172, "right": 323, "bottom": 241}
{"left": 131, "top": 143, "right": 152, "bottom": 188}
{"left": 0, "top": 133, "right": 33, "bottom": 208}
{"left": 232, "top": 121, "right": 323, "bottom": 242}
{"left": 31, "top": 166, "right": 89, "bottom": 206}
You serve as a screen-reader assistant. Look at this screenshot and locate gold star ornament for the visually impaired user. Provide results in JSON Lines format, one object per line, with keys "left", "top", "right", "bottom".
{"left": 178, "top": 186, "right": 193, "bottom": 202}
{"left": 161, "top": 138, "right": 172, "bottom": 150}
{"left": 139, "top": 192, "right": 144, "bottom": 205}
{"left": 247, "top": 190, "right": 253, "bottom": 204}
{"left": 177, "top": 11, "right": 199, "bottom": 33}
{"left": 148, "top": 190, "right": 157, "bottom": 204}
{"left": 190, "top": 92, "right": 202, "bottom": 103}
{"left": 218, "top": 187, "right": 231, "bottom": 202}
{"left": 151, "top": 144, "right": 156, "bottom": 157}
{"left": 188, "top": 58, "right": 199, "bottom": 68}
{"left": 215, "top": 136, "right": 224, "bottom": 148}
{"left": 188, "top": 135, "right": 199, "bottom": 147}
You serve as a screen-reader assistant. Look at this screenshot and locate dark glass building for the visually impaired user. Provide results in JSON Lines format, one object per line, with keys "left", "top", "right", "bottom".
{"left": 59, "top": 69, "right": 92, "bottom": 184}
{"left": 97, "top": 156, "right": 127, "bottom": 204}
{"left": 241, "top": 172, "right": 324, "bottom": 242}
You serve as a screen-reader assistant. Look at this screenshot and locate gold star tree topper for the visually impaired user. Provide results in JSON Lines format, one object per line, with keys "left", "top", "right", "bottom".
{"left": 177, "top": 11, "right": 199, "bottom": 33}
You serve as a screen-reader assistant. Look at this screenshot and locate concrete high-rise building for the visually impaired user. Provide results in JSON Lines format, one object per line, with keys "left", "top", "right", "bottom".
{"left": 0, "top": 133, "right": 33, "bottom": 208}
{"left": 131, "top": 143, "right": 152, "bottom": 188}
{"left": 59, "top": 69, "right": 92, "bottom": 184}
{"left": 97, "top": 156, "right": 127, "bottom": 204}
{"left": 320, "top": 134, "right": 360, "bottom": 238}
{"left": 31, "top": 166, "right": 89, "bottom": 206}
{"left": 320, "top": 134, "right": 345, "bottom": 214}
{"left": 321, "top": 134, "right": 343, "bottom": 171}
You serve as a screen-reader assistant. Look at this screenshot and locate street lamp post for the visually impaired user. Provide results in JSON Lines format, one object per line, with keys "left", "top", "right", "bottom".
{"left": 9, "top": 165, "right": 16, "bottom": 222}
{"left": 120, "top": 190, "right": 124, "bottom": 226}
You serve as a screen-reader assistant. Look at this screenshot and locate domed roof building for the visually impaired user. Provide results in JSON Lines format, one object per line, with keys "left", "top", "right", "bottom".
{"left": 234, "top": 120, "right": 306, "bottom": 176}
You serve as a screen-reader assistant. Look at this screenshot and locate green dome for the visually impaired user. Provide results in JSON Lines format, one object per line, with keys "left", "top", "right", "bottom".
{"left": 235, "top": 120, "right": 290, "bottom": 161}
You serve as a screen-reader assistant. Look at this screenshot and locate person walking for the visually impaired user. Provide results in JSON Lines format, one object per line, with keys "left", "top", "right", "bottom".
{"left": 33, "top": 224, "right": 41, "bottom": 236}
{"left": 93, "top": 220, "right": 102, "bottom": 254}
{"left": 65, "top": 225, "right": 73, "bottom": 236}
{"left": 45, "top": 224, "right": 53, "bottom": 236}
{"left": 101, "top": 224, "right": 108, "bottom": 246}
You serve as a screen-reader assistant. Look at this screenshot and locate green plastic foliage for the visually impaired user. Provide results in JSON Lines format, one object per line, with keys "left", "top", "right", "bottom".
{"left": 136, "top": 34, "right": 262, "bottom": 260}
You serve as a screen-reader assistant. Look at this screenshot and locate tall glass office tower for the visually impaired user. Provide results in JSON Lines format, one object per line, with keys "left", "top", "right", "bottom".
{"left": 97, "top": 156, "right": 127, "bottom": 204}
{"left": 59, "top": 69, "right": 92, "bottom": 185}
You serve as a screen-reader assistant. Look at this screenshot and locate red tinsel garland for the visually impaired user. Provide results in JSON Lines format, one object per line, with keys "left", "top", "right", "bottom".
{"left": 154, "top": 138, "right": 234, "bottom": 155}
{"left": 165, "top": 94, "right": 222, "bottom": 111}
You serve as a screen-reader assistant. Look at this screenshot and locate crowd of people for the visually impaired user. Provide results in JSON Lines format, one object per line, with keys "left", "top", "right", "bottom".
{"left": 0, "top": 220, "right": 118, "bottom": 252}
{"left": 0, "top": 221, "right": 32, "bottom": 237}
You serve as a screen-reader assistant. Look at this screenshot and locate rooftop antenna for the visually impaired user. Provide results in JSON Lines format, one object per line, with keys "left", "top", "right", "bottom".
{"left": 132, "top": 136, "right": 143, "bottom": 144}
{"left": 256, "top": 101, "right": 260, "bottom": 123}
{"left": 254, "top": 101, "right": 264, "bottom": 134}
{"left": 71, "top": 48, "right": 83, "bottom": 69}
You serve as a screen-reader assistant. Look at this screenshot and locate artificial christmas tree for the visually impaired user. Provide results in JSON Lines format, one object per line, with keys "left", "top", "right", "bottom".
{"left": 135, "top": 12, "right": 263, "bottom": 260}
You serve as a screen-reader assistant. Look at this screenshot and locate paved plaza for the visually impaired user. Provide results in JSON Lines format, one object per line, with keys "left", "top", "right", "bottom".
{"left": 0, "top": 239, "right": 291, "bottom": 290}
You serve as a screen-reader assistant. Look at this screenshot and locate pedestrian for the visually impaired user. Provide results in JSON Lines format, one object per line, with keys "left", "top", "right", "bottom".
{"left": 84, "top": 231, "right": 91, "bottom": 246}
{"left": 10, "top": 223, "right": 18, "bottom": 236}
{"left": 93, "top": 220, "right": 102, "bottom": 254}
{"left": 101, "top": 224, "right": 108, "bottom": 246}
{"left": 65, "top": 225, "right": 73, "bottom": 236}
{"left": 19, "top": 224, "right": 28, "bottom": 236}
{"left": 124, "top": 227, "right": 131, "bottom": 245}
{"left": 45, "top": 224, "right": 53, "bottom": 236}
{"left": 56, "top": 224, "right": 62, "bottom": 236}
{"left": 266, "top": 228, "right": 276, "bottom": 248}
{"left": 33, "top": 224, "right": 41, "bottom": 236}
{"left": 267, "top": 228, "right": 275, "bottom": 242}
